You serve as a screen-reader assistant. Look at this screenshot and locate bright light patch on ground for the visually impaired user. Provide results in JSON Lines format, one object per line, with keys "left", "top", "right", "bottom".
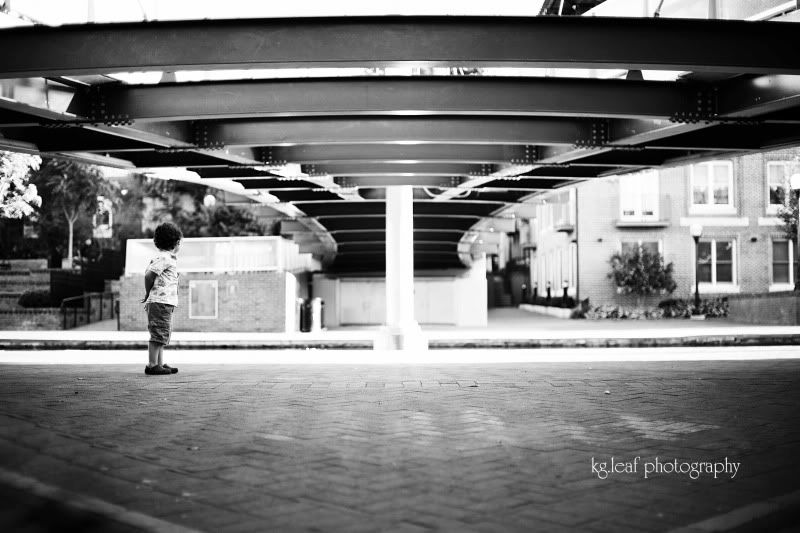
{"left": 1, "top": 346, "right": 799, "bottom": 365}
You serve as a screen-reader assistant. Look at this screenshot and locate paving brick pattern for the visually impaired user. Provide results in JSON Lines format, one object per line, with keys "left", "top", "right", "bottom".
{"left": 0, "top": 358, "right": 799, "bottom": 532}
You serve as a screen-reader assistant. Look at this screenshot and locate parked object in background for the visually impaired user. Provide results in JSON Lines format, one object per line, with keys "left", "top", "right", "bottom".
{"left": 570, "top": 298, "right": 591, "bottom": 319}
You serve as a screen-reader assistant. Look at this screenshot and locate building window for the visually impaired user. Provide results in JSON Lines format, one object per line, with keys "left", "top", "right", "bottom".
{"left": 697, "top": 239, "right": 735, "bottom": 284}
{"left": 619, "top": 170, "right": 659, "bottom": 220}
{"left": 772, "top": 239, "right": 794, "bottom": 286}
{"left": 767, "top": 162, "right": 791, "bottom": 214}
{"left": 189, "top": 280, "right": 218, "bottom": 319}
{"left": 690, "top": 161, "right": 734, "bottom": 213}
{"left": 621, "top": 240, "right": 661, "bottom": 256}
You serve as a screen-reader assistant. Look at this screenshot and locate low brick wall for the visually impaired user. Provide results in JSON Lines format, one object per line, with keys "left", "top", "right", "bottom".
{"left": 0, "top": 294, "right": 21, "bottom": 311}
{"left": 727, "top": 291, "right": 800, "bottom": 325}
{"left": 0, "top": 309, "right": 61, "bottom": 330}
{"left": 0, "top": 259, "right": 48, "bottom": 270}
{"left": 519, "top": 304, "right": 573, "bottom": 319}
{"left": 119, "top": 271, "right": 291, "bottom": 333}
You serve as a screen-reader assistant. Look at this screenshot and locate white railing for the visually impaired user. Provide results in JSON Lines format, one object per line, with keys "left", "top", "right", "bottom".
{"left": 124, "top": 236, "right": 319, "bottom": 275}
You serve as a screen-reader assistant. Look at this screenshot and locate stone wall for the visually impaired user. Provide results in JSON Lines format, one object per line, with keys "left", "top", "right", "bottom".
{"left": 0, "top": 309, "right": 61, "bottom": 330}
{"left": 727, "top": 291, "right": 800, "bottom": 325}
{"left": 118, "top": 271, "right": 291, "bottom": 332}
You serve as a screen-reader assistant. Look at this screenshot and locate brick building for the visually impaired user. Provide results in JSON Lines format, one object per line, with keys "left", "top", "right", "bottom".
{"left": 523, "top": 147, "right": 799, "bottom": 307}
{"left": 118, "top": 237, "right": 316, "bottom": 333}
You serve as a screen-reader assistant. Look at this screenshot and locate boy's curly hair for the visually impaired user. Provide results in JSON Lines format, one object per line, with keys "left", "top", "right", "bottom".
{"left": 153, "top": 222, "right": 183, "bottom": 251}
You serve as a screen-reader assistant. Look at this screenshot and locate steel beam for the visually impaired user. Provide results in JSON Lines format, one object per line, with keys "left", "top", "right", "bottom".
{"left": 66, "top": 77, "right": 690, "bottom": 121}
{"left": 303, "top": 162, "right": 501, "bottom": 177}
{"left": 319, "top": 216, "right": 478, "bottom": 232}
{"left": 1, "top": 17, "right": 799, "bottom": 77}
{"left": 645, "top": 123, "right": 800, "bottom": 151}
{"left": 205, "top": 117, "right": 593, "bottom": 147}
{"left": 0, "top": 126, "right": 162, "bottom": 152}
{"left": 100, "top": 150, "right": 244, "bottom": 168}
{"left": 333, "top": 176, "right": 462, "bottom": 188}
{"left": 527, "top": 75, "right": 800, "bottom": 169}
{"left": 717, "top": 74, "right": 800, "bottom": 118}
{"left": 261, "top": 144, "right": 538, "bottom": 165}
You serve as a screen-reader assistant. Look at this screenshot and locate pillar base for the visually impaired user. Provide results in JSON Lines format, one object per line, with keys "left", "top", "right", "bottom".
{"left": 376, "top": 323, "right": 427, "bottom": 351}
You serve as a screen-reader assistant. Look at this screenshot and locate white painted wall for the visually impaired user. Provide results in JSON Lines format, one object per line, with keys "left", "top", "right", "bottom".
{"left": 285, "top": 272, "right": 297, "bottom": 332}
{"left": 312, "top": 256, "right": 488, "bottom": 327}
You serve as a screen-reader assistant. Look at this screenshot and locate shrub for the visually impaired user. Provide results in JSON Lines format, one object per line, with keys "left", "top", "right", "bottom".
{"left": 17, "top": 289, "right": 56, "bottom": 308}
{"left": 585, "top": 305, "right": 665, "bottom": 320}
{"left": 658, "top": 297, "right": 728, "bottom": 318}
{"left": 608, "top": 247, "right": 677, "bottom": 307}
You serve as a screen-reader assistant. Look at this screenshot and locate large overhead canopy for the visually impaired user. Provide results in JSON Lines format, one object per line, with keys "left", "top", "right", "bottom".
{"left": 1, "top": 14, "right": 799, "bottom": 271}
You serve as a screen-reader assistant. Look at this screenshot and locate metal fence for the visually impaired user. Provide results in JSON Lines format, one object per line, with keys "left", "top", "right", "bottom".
{"left": 60, "top": 292, "right": 118, "bottom": 330}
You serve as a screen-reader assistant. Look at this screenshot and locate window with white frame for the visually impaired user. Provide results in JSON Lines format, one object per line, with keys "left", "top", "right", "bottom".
{"left": 772, "top": 239, "right": 794, "bottom": 286}
{"left": 690, "top": 161, "right": 734, "bottom": 213}
{"left": 189, "top": 279, "right": 219, "bottom": 319}
{"left": 619, "top": 171, "right": 659, "bottom": 220}
{"left": 697, "top": 239, "right": 735, "bottom": 284}
{"left": 767, "top": 161, "right": 791, "bottom": 214}
{"left": 621, "top": 240, "right": 661, "bottom": 256}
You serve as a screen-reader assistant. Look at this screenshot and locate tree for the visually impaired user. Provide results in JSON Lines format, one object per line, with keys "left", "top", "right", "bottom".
{"left": 608, "top": 247, "right": 677, "bottom": 307}
{"left": 0, "top": 151, "right": 41, "bottom": 219}
{"left": 145, "top": 179, "right": 276, "bottom": 237}
{"left": 778, "top": 191, "right": 798, "bottom": 243}
{"left": 29, "top": 158, "right": 117, "bottom": 268}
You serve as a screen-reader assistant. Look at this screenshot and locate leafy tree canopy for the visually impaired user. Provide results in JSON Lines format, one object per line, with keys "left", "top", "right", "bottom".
{"left": 0, "top": 151, "right": 42, "bottom": 219}
{"left": 778, "top": 191, "right": 798, "bottom": 241}
{"left": 28, "top": 158, "right": 119, "bottom": 266}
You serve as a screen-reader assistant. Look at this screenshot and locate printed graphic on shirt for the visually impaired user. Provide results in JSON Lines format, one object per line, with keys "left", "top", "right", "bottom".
{"left": 145, "top": 250, "right": 179, "bottom": 307}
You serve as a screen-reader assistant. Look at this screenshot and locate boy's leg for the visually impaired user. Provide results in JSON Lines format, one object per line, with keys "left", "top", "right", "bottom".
{"left": 157, "top": 344, "right": 164, "bottom": 366}
{"left": 148, "top": 341, "right": 160, "bottom": 367}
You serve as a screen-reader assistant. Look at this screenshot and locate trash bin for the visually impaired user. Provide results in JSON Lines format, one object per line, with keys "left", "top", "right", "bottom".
{"left": 298, "top": 298, "right": 314, "bottom": 333}
{"left": 296, "top": 298, "right": 305, "bottom": 332}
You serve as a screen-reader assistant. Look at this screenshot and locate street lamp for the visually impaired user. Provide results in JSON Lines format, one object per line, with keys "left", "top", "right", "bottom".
{"left": 790, "top": 173, "right": 800, "bottom": 291}
{"left": 690, "top": 223, "right": 703, "bottom": 313}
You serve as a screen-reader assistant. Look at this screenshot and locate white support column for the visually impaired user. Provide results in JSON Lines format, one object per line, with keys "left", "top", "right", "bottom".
{"left": 381, "top": 186, "right": 426, "bottom": 350}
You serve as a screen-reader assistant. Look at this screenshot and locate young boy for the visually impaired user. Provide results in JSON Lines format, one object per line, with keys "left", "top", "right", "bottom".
{"left": 142, "top": 222, "right": 182, "bottom": 376}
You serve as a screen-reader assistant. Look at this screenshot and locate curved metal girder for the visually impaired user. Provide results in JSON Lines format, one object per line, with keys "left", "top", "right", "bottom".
{"left": 203, "top": 116, "right": 594, "bottom": 146}
{"left": 304, "top": 162, "right": 501, "bottom": 177}
{"left": 261, "top": 144, "right": 537, "bottom": 165}
{"left": 66, "top": 76, "right": 690, "bottom": 121}
{"left": 1, "top": 17, "right": 798, "bottom": 77}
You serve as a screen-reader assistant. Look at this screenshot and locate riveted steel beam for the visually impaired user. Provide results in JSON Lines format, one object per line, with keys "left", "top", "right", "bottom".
{"left": 260, "top": 144, "right": 538, "bottom": 165}
{"left": 1, "top": 16, "right": 798, "bottom": 77}
{"left": 716, "top": 74, "right": 800, "bottom": 119}
{"left": 203, "top": 117, "right": 593, "bottom": 147}
{"left": 65, "top": 77, "right": 689, "bottom": 121}
{"left": 333, "top": 176, "right": 463, "bottom": 188}
{"left": 303, "top": 162, "right": 501, "bottom": 177}
{"left": 318, "top": 216, "right": 478, "bottom": 232}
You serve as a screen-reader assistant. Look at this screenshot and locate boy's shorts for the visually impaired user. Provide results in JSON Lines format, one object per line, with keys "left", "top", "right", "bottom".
{"left": 146, "top": 302, "right": 175, "bottom": 345}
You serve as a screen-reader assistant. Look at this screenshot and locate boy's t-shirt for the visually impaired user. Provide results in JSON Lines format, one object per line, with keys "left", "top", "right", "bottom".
{"left": 145, "top": 249, "right": 179, "bottom": 307}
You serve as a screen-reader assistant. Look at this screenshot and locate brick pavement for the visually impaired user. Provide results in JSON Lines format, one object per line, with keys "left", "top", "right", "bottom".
{"left": 0, "top": 357, "right": 799, "bottom": 532}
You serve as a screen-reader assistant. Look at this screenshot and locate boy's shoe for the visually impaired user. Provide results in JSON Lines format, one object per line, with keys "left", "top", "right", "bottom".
{"left": 162, "top": 364, "right": 178, "bottom": 374}
{"left": 144, "top": 365, "right": 172, "bottom": 376}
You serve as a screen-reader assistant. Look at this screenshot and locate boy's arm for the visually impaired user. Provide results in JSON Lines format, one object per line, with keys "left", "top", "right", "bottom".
{"left": 142, "top": 271, "right": 157, "bottom": 303}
